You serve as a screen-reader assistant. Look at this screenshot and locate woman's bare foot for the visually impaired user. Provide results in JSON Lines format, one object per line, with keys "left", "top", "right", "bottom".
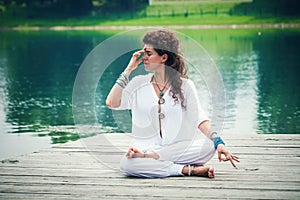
{"left": 193, "top": 166, "right": 215, "bottom": 178}
{"left": 183, "top": 165, "right": 215, "bottom": 178}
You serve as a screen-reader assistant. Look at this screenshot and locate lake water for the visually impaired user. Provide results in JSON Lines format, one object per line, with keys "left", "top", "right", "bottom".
{"left": 0, "top": 28, "right": 299, "bottom": 159}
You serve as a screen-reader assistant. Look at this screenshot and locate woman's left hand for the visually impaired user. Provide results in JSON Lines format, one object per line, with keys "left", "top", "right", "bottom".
{"left": 217, "top": 144, "right": 240, "bottom": 168}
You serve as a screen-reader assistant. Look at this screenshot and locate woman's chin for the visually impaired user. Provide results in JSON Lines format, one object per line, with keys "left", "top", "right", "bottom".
{"left": 144, "top": 65, "right": 152, "bottom": 71}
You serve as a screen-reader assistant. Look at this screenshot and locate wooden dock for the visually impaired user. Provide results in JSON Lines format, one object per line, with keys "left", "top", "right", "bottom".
{"left": 0, "top": 133, "right": 299, "bottom": 199}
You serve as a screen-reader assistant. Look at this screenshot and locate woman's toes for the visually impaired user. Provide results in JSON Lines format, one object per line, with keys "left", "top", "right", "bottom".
{"left": 208, "top": 166, "right": 215, "bottom": 179}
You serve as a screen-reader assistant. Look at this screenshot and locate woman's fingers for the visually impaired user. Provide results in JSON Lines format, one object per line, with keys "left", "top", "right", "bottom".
{"left": 218, "top": 151, "right": 222, "bottom": 162}
{"left": 126, "top": 147, "right": 142, "bottom": 159}
{"left": 134, "top": 50, "right": 144, "bottom": 64}
{"left": 232, "top": 155, "right": 240, "bottom": 162}
{"left": 228, "top": 156, "right": 237, "bottom": 168}
{"left": 226, "top": 155, "right": 240, "bottom": 168}
{"left": 126, "top": 150, "right": 135, "bottom": 158}
{"left": 133, "top": 50, "right": 144, "bottom": 58}
{"left": 127, "top": 50, "right": 144, "bottom": 71}
{"left": 126, "top": 147, "right": 135, "bottom": 158}
{"left": 219, "top": 151, "right": 240, "bottom": 168}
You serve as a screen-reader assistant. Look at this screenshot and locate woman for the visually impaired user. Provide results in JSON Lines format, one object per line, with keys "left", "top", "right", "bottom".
{"left": 106, "top": 29, "right": 239, "bottom": 178}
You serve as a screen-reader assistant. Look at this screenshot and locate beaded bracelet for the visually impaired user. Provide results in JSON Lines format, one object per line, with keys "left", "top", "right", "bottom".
{"left": 211, "top": 137, "right": 225, "bottom": 149}
{"left": 115, "top": 72, "right": 129, "bottom": 89}
{"left": 209, "top": 132, "right": 225, "bottom": 149}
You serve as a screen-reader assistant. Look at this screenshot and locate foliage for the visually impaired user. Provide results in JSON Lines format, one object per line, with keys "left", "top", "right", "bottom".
{"left": 0, "top": 0, "right": 148, "bottom": 18}
{"left": 95, "top": 0, "right": 148, "bottom": 12}
{"left": 233, "top": 0, "right": 300, "bottom": 16}
{"left": 0, "top": 0, "right": 93, "bottom": 18}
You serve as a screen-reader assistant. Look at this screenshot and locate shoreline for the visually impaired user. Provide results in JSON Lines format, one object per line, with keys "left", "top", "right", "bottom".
{"left": 1, "top": 23, "right": 300, "bottom": 31}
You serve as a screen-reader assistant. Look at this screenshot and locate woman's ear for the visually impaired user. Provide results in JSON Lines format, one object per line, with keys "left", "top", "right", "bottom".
{"left": 161, "top": 54, "right": 168, "bottom": 63}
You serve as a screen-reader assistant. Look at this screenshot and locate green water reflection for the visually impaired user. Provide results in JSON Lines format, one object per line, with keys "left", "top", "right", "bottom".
{"left": 255, "top": 31, "right": 300, "bottom": 134}
{"left": 0, "top": 29, "right": 299, "bottom": 150}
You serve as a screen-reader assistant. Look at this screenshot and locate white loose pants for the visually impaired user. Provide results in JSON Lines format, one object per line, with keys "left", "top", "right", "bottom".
{"left": 120, "top": 137, "right": 216, "bottom": 178}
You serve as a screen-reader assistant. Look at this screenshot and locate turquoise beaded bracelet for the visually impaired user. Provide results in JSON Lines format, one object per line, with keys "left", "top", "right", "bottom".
{"left": 211, "top": 137, "right": 225, "bottom": 149}
{"left": 210, "top": 132, "right": 225, "bottom": 149}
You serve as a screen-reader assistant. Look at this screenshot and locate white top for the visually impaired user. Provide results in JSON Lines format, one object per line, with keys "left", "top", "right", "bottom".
{"left": 113, "top": 74, "right": 209, "bottom": 150}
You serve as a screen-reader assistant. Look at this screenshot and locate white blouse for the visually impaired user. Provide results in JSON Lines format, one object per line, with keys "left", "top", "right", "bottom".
{"left": 113, "top": 74, "right": 209, "bottom": 150}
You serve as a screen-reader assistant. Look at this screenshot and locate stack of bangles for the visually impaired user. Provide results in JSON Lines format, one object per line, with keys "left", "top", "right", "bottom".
{"left": 116, "top": 72, "right": 129, "bottom": 89}
{"left": 209, "top": 132, "right": 225, "bottom": 149}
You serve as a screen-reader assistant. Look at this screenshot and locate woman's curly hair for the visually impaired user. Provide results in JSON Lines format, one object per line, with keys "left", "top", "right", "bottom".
{"left": 142, "top": 30, "right": 188, "bottom": 108}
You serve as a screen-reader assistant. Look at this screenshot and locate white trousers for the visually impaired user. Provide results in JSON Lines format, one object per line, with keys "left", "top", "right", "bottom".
{"left": 120, "top": 138, "right": 216, "bottom": 178}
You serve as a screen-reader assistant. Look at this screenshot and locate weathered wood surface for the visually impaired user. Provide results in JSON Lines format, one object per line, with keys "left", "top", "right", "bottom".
{"left": 0, "top": 133, "right": 299, "bottom": 199}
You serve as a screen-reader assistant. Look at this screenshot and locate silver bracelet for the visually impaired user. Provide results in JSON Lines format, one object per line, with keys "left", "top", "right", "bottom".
{"left": 119, "top": 72, "right": 129, "bottom": 84}
{"left": 115, "top": 80, "right": 125, "bottom": 88}
{"left": 143, "top": 150, "right": 147, "bottom": 158}
{"left": 120, "top": 72, "right": 129, "bottom": 83}
{"left": 116, "top": 72, "right": 129, "bottom": 89}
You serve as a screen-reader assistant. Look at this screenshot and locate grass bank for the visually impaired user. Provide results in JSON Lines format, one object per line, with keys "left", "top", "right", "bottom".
{"left": 1, "top": 15, "right": 300, "bottom": 29}
{"left": 99, "top": 15, "right": 300, "bottom": 27}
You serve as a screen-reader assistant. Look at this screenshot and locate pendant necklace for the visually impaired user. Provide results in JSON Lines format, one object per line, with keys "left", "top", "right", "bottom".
{"left": 154, "top": 76, "right": 168, "bottom": 104}
{"left": 153, "top": 76, "right": 168, "bottom": 138}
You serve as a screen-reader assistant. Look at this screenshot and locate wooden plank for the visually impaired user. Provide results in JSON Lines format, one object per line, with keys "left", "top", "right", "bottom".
{"left": 0, "top": 183, "right": 299, "bottom": 200}
{"left": 1, "top": 175, "right": 299, "bottom": 191}
{"left": 0, "top": 133, "right": 299, "bottom": 199}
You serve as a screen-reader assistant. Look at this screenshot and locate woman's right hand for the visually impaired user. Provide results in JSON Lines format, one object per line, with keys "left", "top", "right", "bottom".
{"left": 125, "top": 147, "right": 160, "bottom": 160}
{"left": 126, "top": 147, "right": 144, "bottom": 159}
{"left": 125, "top": 50, "right": 144, "bottom": 72}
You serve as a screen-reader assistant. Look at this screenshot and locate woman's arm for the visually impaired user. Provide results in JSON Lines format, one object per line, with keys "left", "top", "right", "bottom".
{"left": 106, "top": 50, "right": 144, "bottom": 108}
{"left": 198, "top": 120, "right": 211, "bottom": 138}
{"left": 198, "top": 120, "right": 240, "bottom": 168}
{"left": 105, "top": 68, "right": 131, "bottom": 108}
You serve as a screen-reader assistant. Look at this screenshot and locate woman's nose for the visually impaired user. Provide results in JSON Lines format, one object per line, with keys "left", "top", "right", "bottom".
{"left": 142, "top": 54, "right": 147, "bottom": 60}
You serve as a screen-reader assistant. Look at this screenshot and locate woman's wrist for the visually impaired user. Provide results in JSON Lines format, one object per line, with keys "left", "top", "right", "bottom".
{"left": 143, "top": 150, "right": 159, "bottom": 160}
{"left": 115, "top": 71, "right": 130, "bottom": 89}
{"left": 123, "top": 69, "right": 132, "bottom": 77}
{"left": 216, "top": 143, "right": 225, "bottom": 150}
{"left": 143, "top": 150, "right": 148, "bottom": 158}
{"left": 209, "top": 132, "right": 225, "bottom": 149}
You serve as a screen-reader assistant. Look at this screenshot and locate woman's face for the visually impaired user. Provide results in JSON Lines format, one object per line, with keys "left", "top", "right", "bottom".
{"left": 142, "top": 44, "right": 166, "bottom": 72}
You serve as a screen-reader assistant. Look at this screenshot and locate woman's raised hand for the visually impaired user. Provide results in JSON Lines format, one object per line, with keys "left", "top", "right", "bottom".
{"left": 125, "top": 50, "right": 144, "bottom": 72}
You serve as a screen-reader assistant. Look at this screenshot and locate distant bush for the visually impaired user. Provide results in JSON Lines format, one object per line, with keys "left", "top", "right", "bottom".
{"left": 233, "top": 0, "right": 300, "bottom": 16}
{"left": 0, "top": 0, "right": 148, "bottom": 18}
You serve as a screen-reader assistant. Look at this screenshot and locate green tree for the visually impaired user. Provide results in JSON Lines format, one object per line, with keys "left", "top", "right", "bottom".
{"left": 233, "top": 0, "right": 300, "bottom": 16}
{"left": 2, "top": 0, "right": 93, "bottom": 18}
{"left": 97, "top": 0, "right": 147, "bottom": 12}
{"left": 52, "top": 0, "right": 93, "bottom": 17}
{"left": 1, "top": 0, "right": 148, "bottom": 18}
